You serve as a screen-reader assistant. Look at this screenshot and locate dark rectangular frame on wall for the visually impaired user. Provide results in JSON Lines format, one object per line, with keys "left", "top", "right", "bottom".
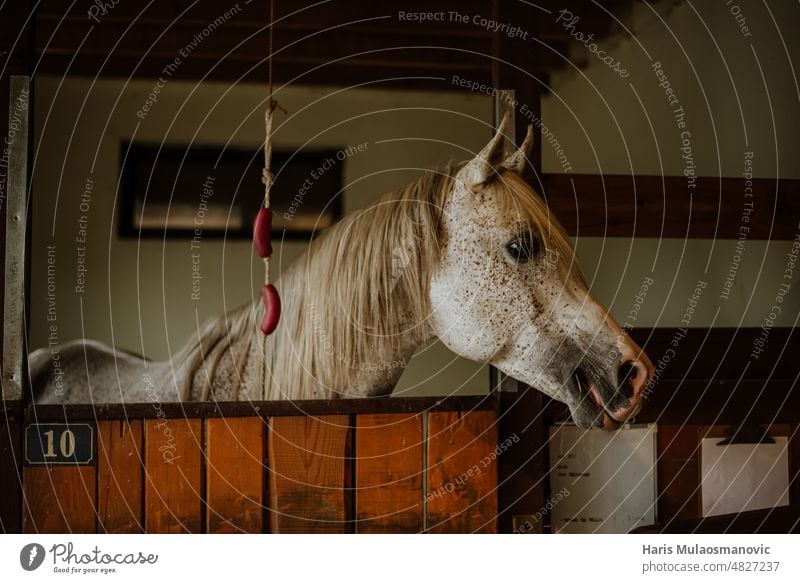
{"left": 118, "top": 141, "right": 345, "bottom": 241}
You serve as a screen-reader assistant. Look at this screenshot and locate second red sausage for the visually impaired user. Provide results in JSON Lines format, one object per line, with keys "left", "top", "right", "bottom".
{"left": 260, "top": 283, "right": 281, "bottom": 335}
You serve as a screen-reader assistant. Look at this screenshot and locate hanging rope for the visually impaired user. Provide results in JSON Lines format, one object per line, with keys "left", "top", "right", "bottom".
{"left": 254, "top": 0, "right": 282, "bottom": 399}
{"left": 254, "top": 0, "right": 281, "bottom": 337}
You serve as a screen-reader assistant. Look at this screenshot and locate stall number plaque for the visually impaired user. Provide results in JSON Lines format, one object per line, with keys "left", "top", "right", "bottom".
{"left": 24, "top": 424, "right": 94, "bottom": 465}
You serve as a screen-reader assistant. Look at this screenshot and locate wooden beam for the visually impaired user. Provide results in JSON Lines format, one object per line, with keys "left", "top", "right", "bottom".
{"left": 543, "top": 174, "right": 800, "bottom": 240}
{"left": 33, "top": 2, "right": 494, "bottom": 88}
{"left": 26, "top": 395, "right": 495, "bottom": 421}
{"left": 627, "top": 327, "right": 799, "bottom": 381}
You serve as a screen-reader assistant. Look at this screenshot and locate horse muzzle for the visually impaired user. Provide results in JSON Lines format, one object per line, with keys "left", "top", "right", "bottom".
{"left": 575, "top": 353, "right": 653, "bottom": 431}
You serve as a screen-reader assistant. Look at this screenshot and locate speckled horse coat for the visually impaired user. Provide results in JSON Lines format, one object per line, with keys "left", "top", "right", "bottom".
{"left": 31, "top": 117, "right": 653, "bottom": 429}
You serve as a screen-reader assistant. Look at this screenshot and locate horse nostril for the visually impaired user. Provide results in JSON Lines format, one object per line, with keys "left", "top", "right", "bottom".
{"left": 618, "top": 361, "right": 638, "bottom": 399}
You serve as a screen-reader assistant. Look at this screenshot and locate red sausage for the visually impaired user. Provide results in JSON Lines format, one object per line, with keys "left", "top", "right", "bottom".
{"left": 253, "top": 207, "right": 273, "bottom": 258}
{"left": 260, "top": 283, "right": 281, "bottom": 335}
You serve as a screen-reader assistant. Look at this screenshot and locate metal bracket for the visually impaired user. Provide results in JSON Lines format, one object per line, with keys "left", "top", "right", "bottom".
{"left": 2, "top": 76, "right": 30, "bottom": 402}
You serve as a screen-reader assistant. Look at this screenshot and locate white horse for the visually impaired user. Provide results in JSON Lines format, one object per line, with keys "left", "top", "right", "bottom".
{"left": 31, "top": 118, "right": 653, "bottom": 429}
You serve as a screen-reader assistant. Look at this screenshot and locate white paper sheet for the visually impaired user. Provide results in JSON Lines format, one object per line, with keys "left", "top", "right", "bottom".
{"left": 549, "top": 424, "right": 657, "bottom": 533}
{"left": 700, "top": 436, "right": 790, "bottom": 517}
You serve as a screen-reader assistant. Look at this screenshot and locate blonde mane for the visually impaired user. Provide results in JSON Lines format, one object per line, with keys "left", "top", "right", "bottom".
{"left": 264, "top": 165, "right": 459, "bottom": 399}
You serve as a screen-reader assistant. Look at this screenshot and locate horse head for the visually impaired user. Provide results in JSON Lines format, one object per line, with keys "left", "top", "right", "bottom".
{"left": 430, "top": 117, "right": 654, "bottom": 429}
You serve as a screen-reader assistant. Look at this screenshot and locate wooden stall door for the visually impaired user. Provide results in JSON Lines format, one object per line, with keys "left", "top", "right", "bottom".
{"left": 205, "top": 417, "right": 264, "bottom": 533}
{"left": 268, "top": 415, "right": 350, "bottom": 533}
{"left": 144, "top": 418, "right": 203, "bottom": 533}
{"left": 355, "top": 413, "right": 423, "bottom": 533}
{"left": 427, "top": 410, "right": 498, "bottom": 533}
{"left": 98, "top": 420, "right": 143, "bottom": 533}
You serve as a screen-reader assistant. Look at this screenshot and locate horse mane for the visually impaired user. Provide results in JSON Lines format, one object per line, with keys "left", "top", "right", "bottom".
{"left": 265, "top": 164, "right": 462, "bottom": 399}
{"left": 167, "top": 163, "right": 585, "bottom": 402}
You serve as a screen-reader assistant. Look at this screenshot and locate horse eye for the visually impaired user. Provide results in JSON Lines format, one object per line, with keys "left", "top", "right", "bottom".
{"left": 505, "top": 233, "right": 539, "bottom": 263}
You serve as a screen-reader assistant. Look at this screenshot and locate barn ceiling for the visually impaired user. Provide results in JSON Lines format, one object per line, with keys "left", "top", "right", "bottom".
{"left": 30, "top": 0, "right": 638, "bottom": 89}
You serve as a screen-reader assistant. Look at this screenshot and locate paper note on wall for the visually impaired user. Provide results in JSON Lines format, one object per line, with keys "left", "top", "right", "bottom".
{"left": 700, "top": 437, "right": 790, "bottom": 517}
{"left": 549, "top": 424, "right": 656, "bottom": 534}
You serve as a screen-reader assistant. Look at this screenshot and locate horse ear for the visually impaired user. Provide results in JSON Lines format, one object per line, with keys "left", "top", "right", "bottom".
{"left": 463, "top": 114, "right": 511, "bottom": 186}
{"left": 500, "top": 124, "right": 534, "bottom": 174}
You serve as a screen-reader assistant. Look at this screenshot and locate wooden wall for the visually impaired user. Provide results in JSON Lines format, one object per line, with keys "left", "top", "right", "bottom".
{"left": 21, "top": 410, "right": 498, "bottom": 534}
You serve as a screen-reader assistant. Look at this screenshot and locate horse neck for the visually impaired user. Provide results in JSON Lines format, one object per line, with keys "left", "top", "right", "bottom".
{"left": 267, "top": 188, "right": 439, "bottom": 399}
{"left": 168, "top": 302, "right": 263, "bottom": 401}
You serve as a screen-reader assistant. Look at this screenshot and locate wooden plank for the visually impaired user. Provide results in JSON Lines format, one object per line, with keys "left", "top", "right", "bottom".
{"left": 656, "top": 425, "right": 700, "bottom": 524}
{"left": 628, "top": 327, "right": 799, "bottom": 382}
{"left": 205, "top": 417, "right": 264, "bottom": 533}
{"left": 638, "top": 379, "right": 798, "bottom": 425}
{"left": 268, "top": 415, "right": 350, "bottom": 533}
{"left": 28, "top": 394, "right": 494, "bottom": 420}
{"left": 355, "top": 413, "right": 423, "bottom": 533}
{"left": 544, "top": 174, "right": 800, "bottom": 240}
{"left": 23, "top": 466, "right": 96, "bottom": 533}
{"left": 497, "top": 387, "right": 550, "bottom": 533}
{"left": 426, "top": 410, "right": 498, "bottom": 533}
{"left": 97, "top": 420, "right": 143, "bottom": 533}
{"left": 144, "top": 418, "right": 203, "bottom": 533}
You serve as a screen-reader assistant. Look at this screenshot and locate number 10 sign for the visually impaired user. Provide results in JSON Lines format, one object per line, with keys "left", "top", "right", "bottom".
{"left": 24, "top": 423, "right": 94, "bottom": 465}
